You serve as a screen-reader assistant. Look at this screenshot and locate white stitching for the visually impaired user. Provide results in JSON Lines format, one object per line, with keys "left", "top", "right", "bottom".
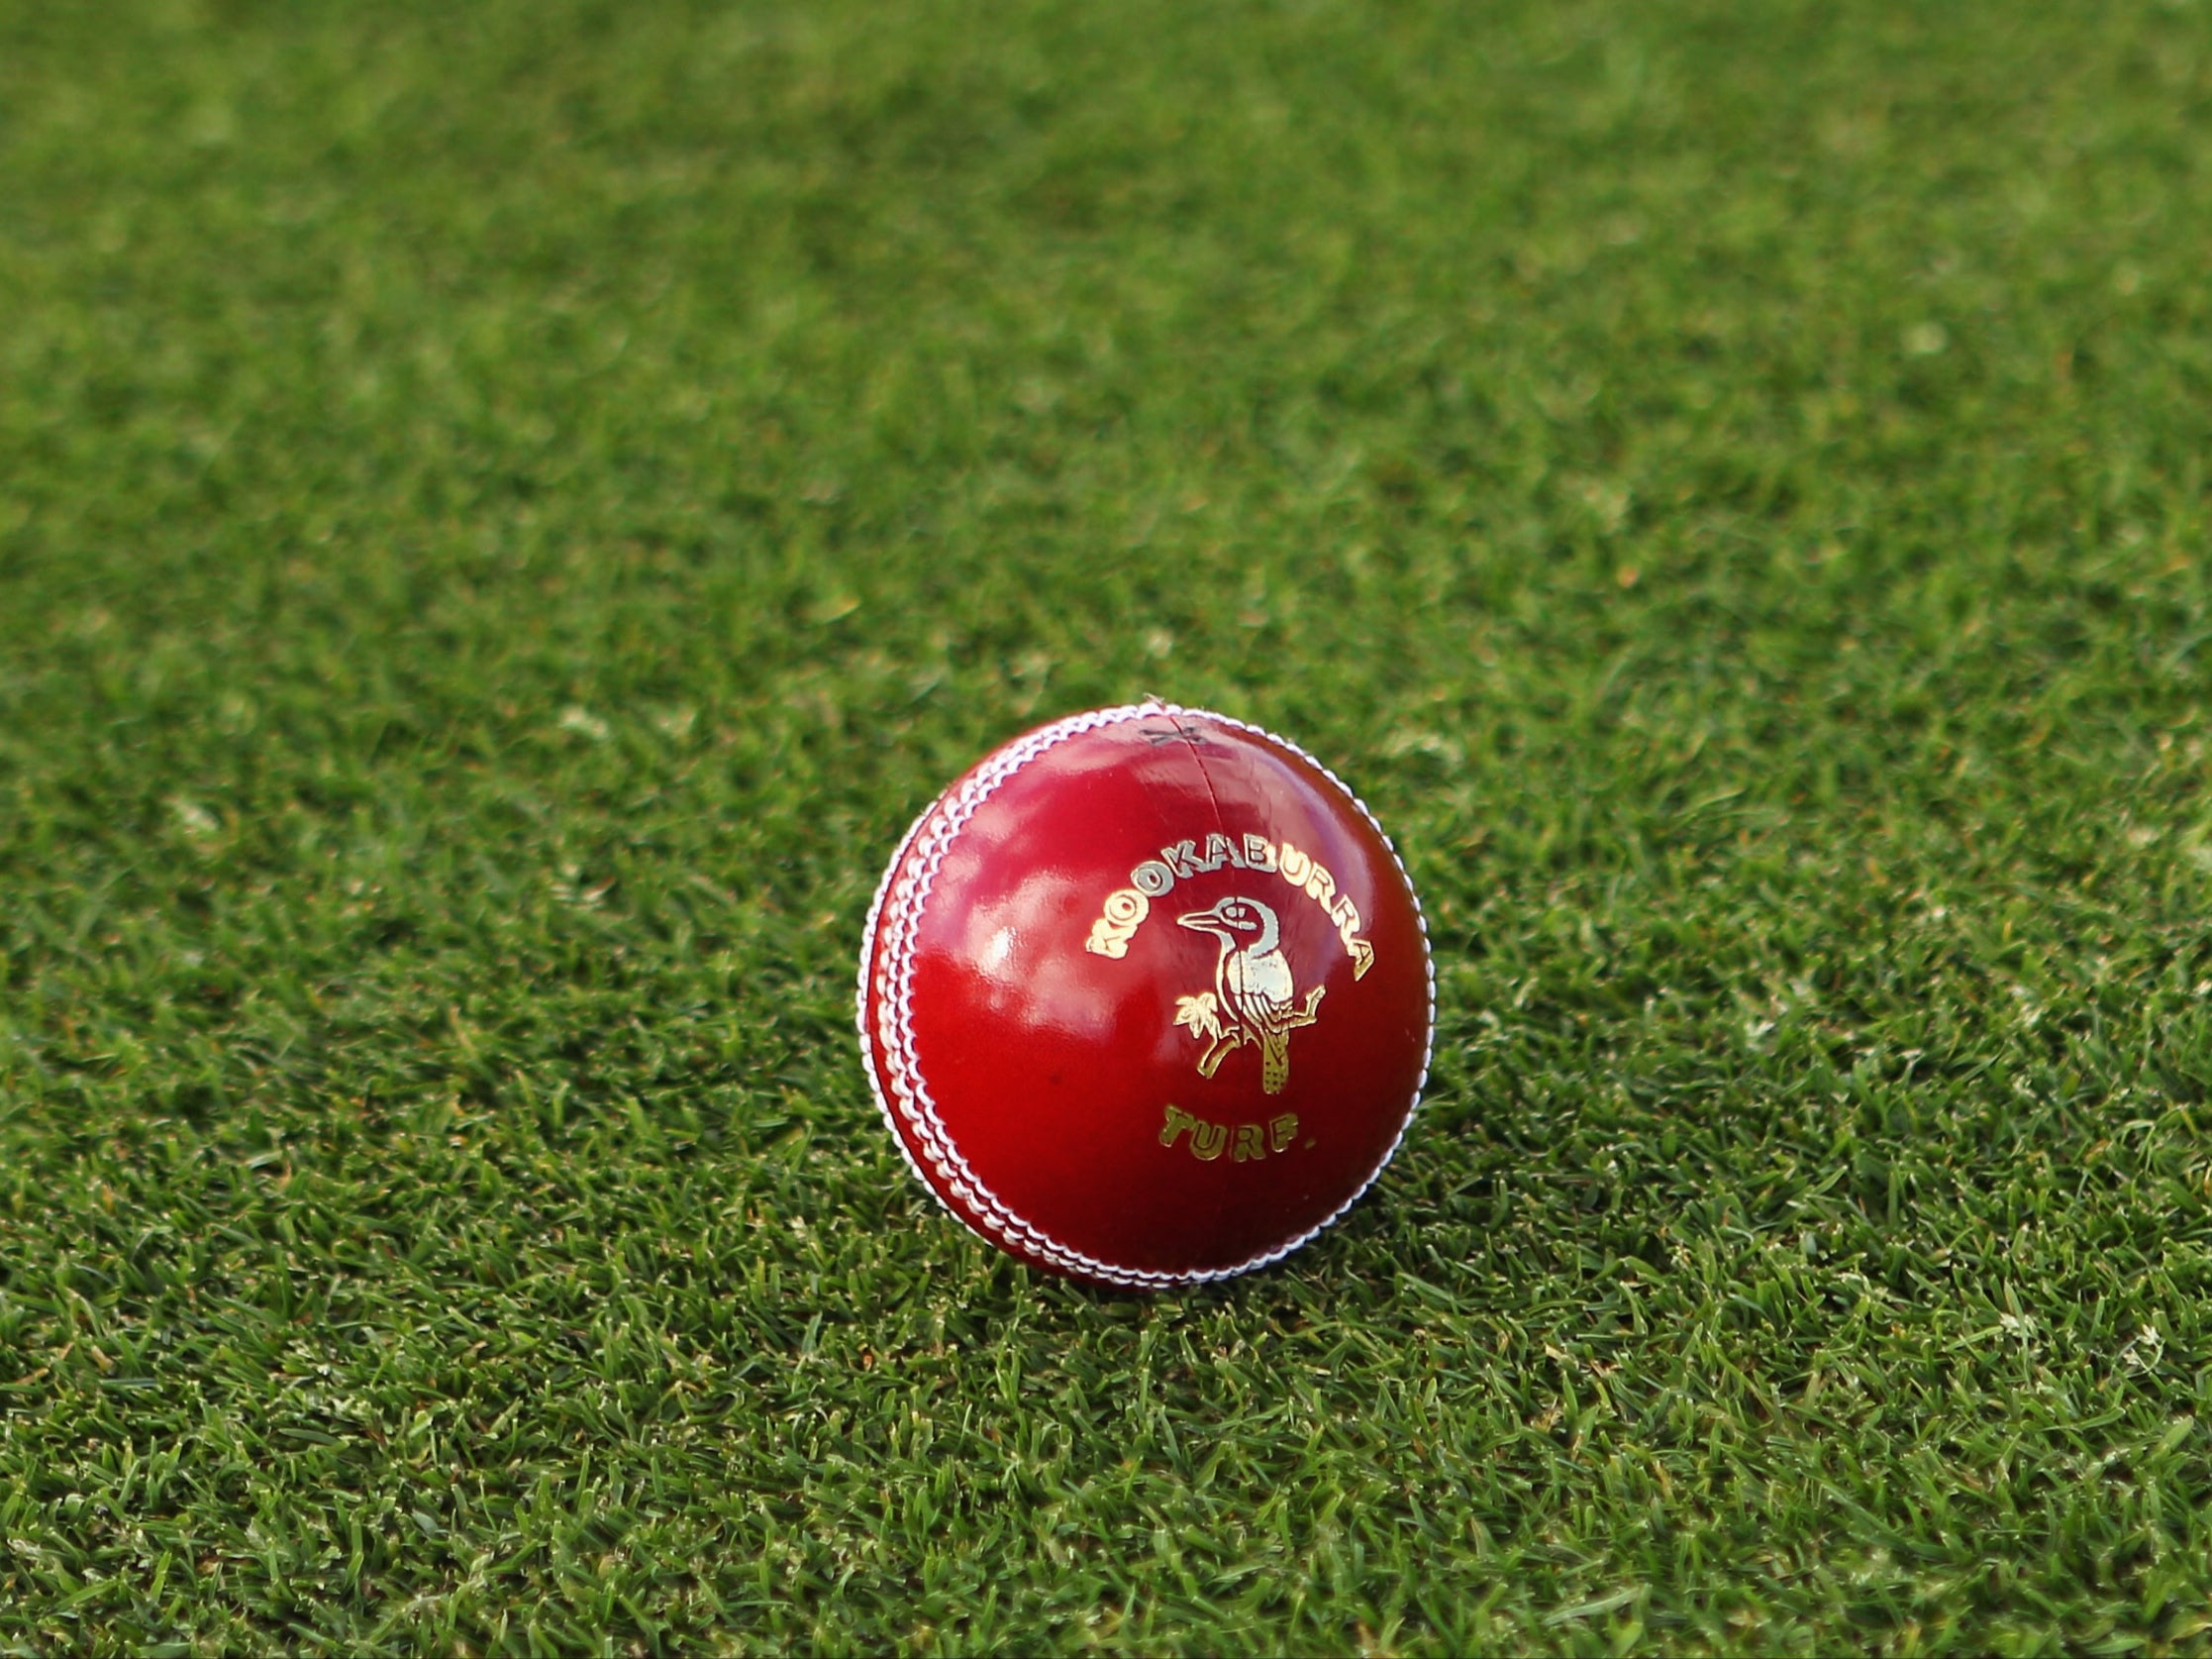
{"left": 855, "top": 792, "right": 942, "bottom": 1196}
{"left": 855, "top": 701, "right": 1436, "bottom": 1288}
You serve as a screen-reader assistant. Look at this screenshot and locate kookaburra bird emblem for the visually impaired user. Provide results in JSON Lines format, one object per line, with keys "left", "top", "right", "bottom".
{"left": 1173, "top": 895, "right": 1325, "bottom": 1094}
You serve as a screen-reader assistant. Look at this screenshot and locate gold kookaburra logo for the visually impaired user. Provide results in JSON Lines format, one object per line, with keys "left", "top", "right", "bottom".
{"left": 1172, "top": 896, "right": 1324, "bottom": 1094}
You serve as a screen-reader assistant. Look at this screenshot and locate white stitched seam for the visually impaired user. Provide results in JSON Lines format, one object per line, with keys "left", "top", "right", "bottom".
{"left": 855, "top": 793, "right": 942, "bottom": 1197}
{"left": 855, "top": 701, "right": 1436, "bottom": 1289}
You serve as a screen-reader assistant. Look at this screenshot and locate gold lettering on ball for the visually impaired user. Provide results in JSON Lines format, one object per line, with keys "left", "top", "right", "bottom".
{"left": 1158, "top": 1104, "right": 1302, "bottom": 1166}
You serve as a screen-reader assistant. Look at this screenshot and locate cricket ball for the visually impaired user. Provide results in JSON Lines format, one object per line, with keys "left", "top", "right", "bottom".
{"left": 856, "top": 701, "right": 1433, "bottom": 1288}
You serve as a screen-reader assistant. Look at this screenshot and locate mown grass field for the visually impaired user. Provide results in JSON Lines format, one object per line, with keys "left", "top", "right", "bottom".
{"left": 4, "top": 0, "right": 2212, "bottom": 1651}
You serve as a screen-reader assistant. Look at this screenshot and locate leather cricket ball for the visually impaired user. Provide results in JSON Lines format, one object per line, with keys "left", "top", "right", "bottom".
{"left": 856, "top": 701, "right": 1434, "bottom": 1289}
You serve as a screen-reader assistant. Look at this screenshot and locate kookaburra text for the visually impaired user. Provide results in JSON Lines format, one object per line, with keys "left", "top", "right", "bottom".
{"left": 1084, "top": 831, "right": 1375, "bottom": 977}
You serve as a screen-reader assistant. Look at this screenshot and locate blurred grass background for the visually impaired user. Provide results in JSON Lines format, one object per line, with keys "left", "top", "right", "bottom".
{"left": 3, "top": 0, "right": 2212, "bottom": 1651}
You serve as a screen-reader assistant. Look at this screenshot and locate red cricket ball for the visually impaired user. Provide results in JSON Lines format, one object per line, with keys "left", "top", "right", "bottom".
{"left": 856, "top": 701, "right": 1434, "bottom": 1288}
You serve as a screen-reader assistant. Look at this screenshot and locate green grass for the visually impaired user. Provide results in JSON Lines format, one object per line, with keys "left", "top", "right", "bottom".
{"left": 3, "top": 0, "right": 2211, "bottom": 1650}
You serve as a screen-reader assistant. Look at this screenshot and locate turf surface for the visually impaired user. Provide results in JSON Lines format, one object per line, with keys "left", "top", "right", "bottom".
{"left": 4, "top": 0, "right": 2212, "bottom": 1651}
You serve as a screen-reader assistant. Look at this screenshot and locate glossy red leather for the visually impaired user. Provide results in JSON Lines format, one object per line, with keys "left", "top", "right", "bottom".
{"left": 858, "top": 703, "right": 1432, "bottom": 1288}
